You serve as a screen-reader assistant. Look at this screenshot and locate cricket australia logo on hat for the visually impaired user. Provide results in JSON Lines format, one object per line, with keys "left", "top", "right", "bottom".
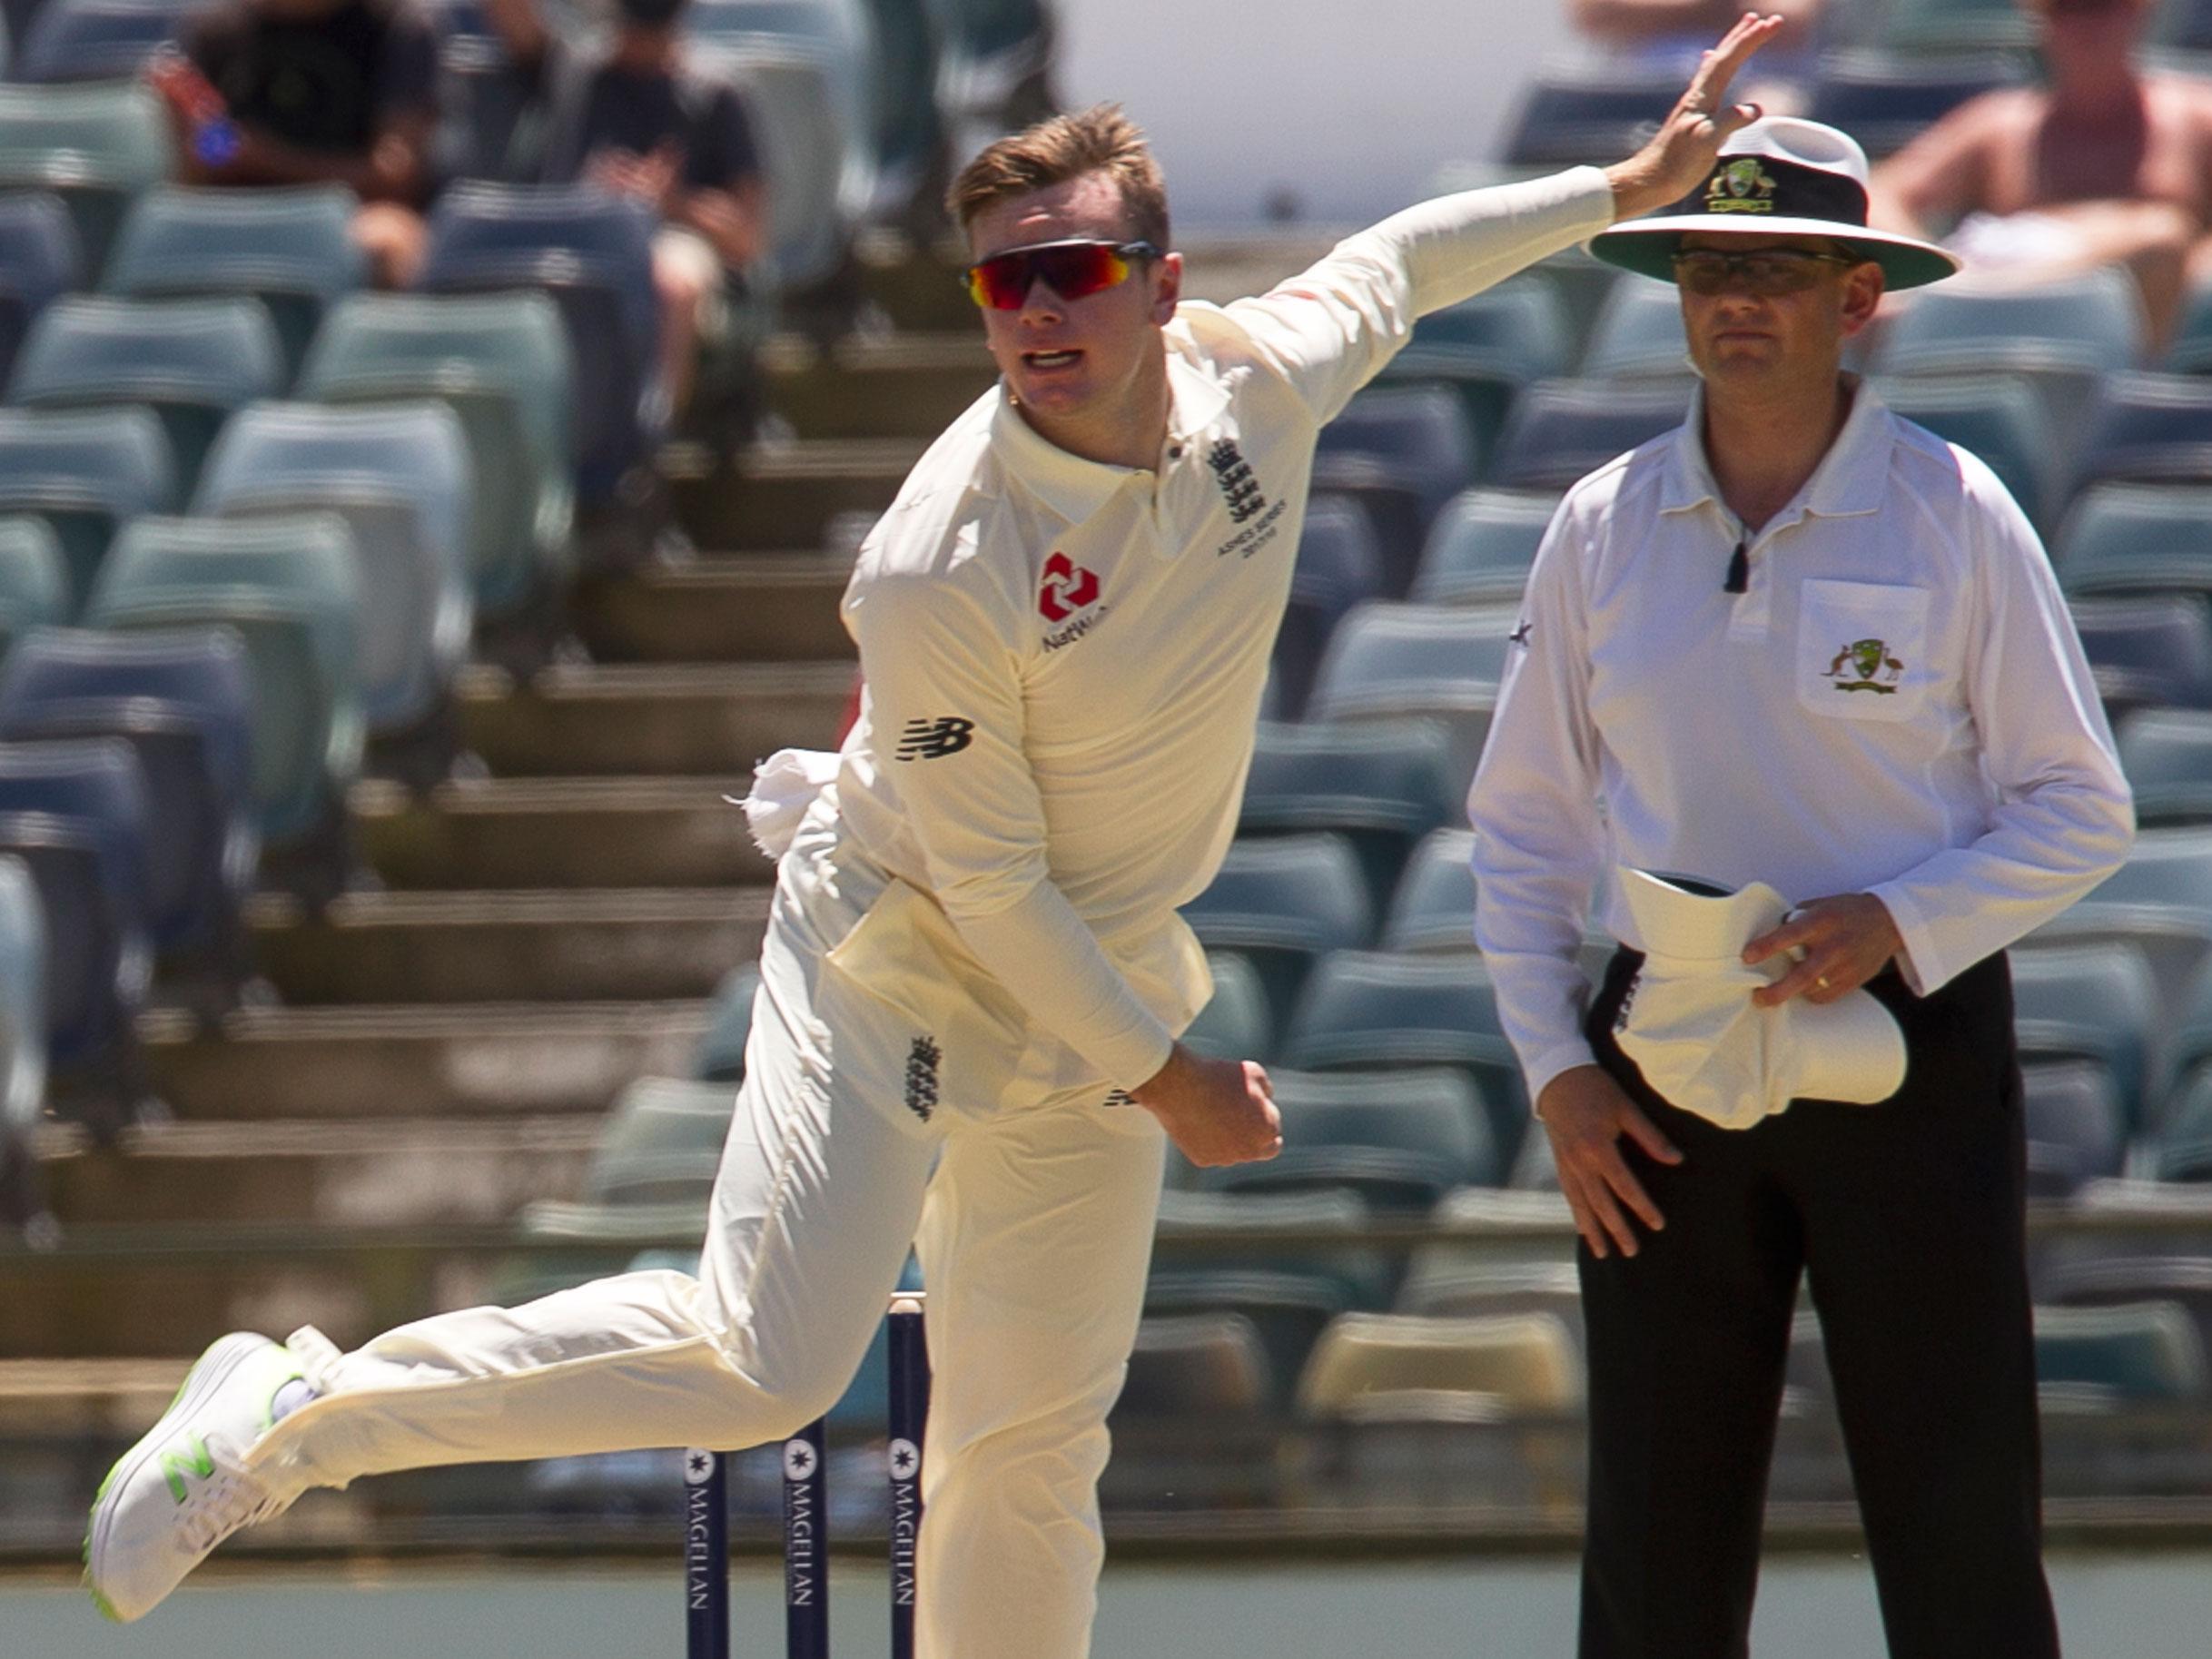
{"left": 1828, "top": 637, "right": 1903, "bottom": 695}
{"left": 1705, "top": 156, "right": 1779, "bottom": 213}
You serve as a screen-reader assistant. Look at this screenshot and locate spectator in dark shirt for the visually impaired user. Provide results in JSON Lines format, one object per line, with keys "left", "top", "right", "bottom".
{"left": 483, "top": 0, "right": 769, "bottom": 421}
{"left": 154, "top": 0, "right": 441, "bottom": 287}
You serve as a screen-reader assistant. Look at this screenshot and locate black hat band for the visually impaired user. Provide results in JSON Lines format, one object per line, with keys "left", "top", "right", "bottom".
{"left": 1685, "top": 156, "right": 1870, "bottom": 227}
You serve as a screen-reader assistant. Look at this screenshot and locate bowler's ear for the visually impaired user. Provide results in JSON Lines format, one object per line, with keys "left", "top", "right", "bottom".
{"left": 1150, "top": 251, "right": 1183, "bottom": 325}
{"left": 1838, "top": 262, "right": 1886, "bottom": 338}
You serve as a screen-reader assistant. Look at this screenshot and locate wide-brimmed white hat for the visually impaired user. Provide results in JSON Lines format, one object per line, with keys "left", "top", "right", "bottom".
{"left": 1590, "top": 116, "right": 1960, "bottom": 291}
{"left": 1612, "top": 868, "right": 1909, "bottom": 1131}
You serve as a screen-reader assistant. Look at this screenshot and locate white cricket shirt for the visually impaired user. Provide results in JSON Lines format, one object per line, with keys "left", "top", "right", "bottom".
{"left": 833, "top": 167, "right": 1616, "bottom": 1092}
{"left": 1469, "top": 379, "right": 2137, "bottom": 1110}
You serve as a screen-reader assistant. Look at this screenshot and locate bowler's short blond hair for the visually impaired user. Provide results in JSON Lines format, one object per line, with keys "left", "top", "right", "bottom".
{"left": 947, "top": 104, "right": 1170, "bottom": 252}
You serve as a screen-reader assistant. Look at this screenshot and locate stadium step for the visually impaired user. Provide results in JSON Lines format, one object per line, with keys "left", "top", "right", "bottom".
{"left": 667, "top": 439, "right": 922, "bottom": 551}
{"left": 856, "top": 228, "right": 977, "bottom": 334}
{"left": 765, "top": 332, "right": 996, "bottom": 439}
{"left": 0, "top": 1358, "right": 192, "bottom": 1434}
{"left": 246, "top": 887, "right": 769, "bottom": 1004}
{"left": 142, "top": 1001, "right": 714, "bottom": 1121}
{"left": 458, "top": 661, "right": 851, "bottom": 776}
{"left": 353, "top": 776, "right": 773, "bottom": 890}
{"left": 35, "top": 1116, "right": 601, "bottom": 1229}
{"left": 570, "top": 555, "right": 856, "bottom": 664}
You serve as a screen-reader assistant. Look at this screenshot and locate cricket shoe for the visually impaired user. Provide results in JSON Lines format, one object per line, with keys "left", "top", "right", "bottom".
{"left": 84, "top": 1332, "right": 308, "bottom": 1622}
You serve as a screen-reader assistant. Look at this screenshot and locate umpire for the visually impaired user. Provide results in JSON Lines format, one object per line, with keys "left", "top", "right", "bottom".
{"left": 1469, "top": 116, "right": 2135, "bottom": 1657}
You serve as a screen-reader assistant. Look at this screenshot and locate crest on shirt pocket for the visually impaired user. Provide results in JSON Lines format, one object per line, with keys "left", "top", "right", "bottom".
{"left": 1825, "top": 637, "right": 1904, "bottom": 695}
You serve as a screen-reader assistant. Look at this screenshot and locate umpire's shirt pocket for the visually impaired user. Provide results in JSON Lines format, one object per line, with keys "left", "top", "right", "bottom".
{"left": 1796, "top": 579, "right": 1931, "bottom": 723}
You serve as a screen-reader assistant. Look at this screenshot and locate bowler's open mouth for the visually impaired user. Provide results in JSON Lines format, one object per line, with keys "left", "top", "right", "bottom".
{"left": 1022, "top": 350, "right": 1082, "bottom": 370}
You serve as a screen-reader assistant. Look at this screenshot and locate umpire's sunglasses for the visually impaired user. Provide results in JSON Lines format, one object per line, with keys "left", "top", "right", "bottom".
{"left": 963, "top": 238, "right": 1161, "bottom": 310}
{"left": 1671, "top": 247, "right": 1862, "bottom": 296}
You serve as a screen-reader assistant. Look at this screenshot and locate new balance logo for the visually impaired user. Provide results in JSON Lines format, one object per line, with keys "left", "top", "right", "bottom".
{"left": 161, "top": 1434, "right": 214, "bottom": 1503}
{"left": 895, "top": 716, "right": 974, "bottom": 760}
{"left": 904, "top": 1036, "right": 942, "bottom": 1121}
{"left": 1037, "top": 551, "right": 1101, "bottom": 622}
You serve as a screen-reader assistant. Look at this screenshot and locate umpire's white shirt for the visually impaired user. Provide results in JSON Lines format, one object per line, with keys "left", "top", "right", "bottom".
{"left": 831, "top": 167, "right": 1616, "bottom": 1104}
{"left": 1470, "top": 380, "right": 2136, "bottom": 1109}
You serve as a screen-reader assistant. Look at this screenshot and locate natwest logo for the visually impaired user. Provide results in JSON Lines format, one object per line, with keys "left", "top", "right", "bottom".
{"left": 1037, "top": 551, "right": 1101, "bottom": 622}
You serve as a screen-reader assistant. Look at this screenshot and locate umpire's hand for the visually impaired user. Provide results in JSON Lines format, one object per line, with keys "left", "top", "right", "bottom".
{"left": 1131, "top": 1044, "right": 1282, "bottom": 1168}
{"left": 1539, "top": 1065, "right": 1682, "bottom": 1259}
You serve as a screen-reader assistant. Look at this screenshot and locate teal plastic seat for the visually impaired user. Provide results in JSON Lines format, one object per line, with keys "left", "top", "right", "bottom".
{"left": 84, "top": 512, "right": 361, "bottom": 846}
{"left": 1412, "top": 488, "right": 1558, "bottom": 607}
{"left": 0, "top": 80, "right": 170, "bottom": 276}
{"left": 2051, "top": 482, "right": 2212, "bottom": 603}
{"left": 1381, "top": 827, "right": 1479, "bottom": 954}
{"left": 0, "top": 852, "right": 48, "bottom": 1235}
{"left": 1878, "top": 0, "right": 2038, "bottom": 50}
{"left": 2033, "top": 1301, "right": 2207, "bottom": 1403}
{"left": 195, "top": 400, "right": 472, "bottom": 736}
{"left": 700, "top": 36, "right": 868, "bottom": 293}
{"left": 1154, "top": 1186, "right": 1394, "bottom": 1313}
{"left": 2008, "top": 941, "right": 2160, "bottom": 1134}
{"left": 579, "top": 1075, "right": 736, "bottom": 1208}
{"left": 0, "top": 405, "right": 176, "bottom": 610}
{"left": 1180, "top": 834, "right": 1372, "bottom": 1029}
{"left": 1877, "top": 372, "right": 2058, "bottom": 530}
{"left": 1239, "top": 717, "right": 1460, "bottom": 909}
{"left": 1308, "top": 601, "right": 1517, "bottom": 782}
{"left": 2119, "top": 707, "right": 2212, "bottom": 827}
{"left": 1200, "top": 1065, "right": 1499, "bottom": 1211}
{"left": 2147, "top": 1069, "right": 2212, "bottom": 1182}
{"left": 2019, "top": 1058, "right": 2128, "bottom": 1198}
{"left": 1142, "top": 1268, "right": 1351, "bottom": 1408}
{"left": 8, "top": 296, "right": 284, "bottom": 490}
{"left": 1488, "top": 377, "right": 1687, "bottom": 493}
{"left": 1179, "top": 950, "right": 1274, "bottom": 1068}
{"left": 690, "top": 961, "right": 761, "bottom": 1083}
{"left": 104, "top": 185, "right": 366, "bottom": 377}
{"left": 1582, "top": 278, "right": 1692, "bottom": 383}
{"left": 297, "top": 291, "right": 574, "bottom": 617}
{"left": 1114, "top": 1311, "right": 1271, "bottom": 1418}
{"left": 1284, "top": 948, "right": 1528, "bottom": 1164}
{"left": 0, "top": 518, "right": 69, "bottom": 654}
{"left": 1378, "top": 279, "right": 1572, "bottom": 468}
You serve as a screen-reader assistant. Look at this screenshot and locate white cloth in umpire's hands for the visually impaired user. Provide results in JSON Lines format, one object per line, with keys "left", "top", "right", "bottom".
{"left": 1613, "top": 868, "right": 1908, "bottom": 1130}
{"left": 742, "top": 748, "right": 841, "bottom": 861}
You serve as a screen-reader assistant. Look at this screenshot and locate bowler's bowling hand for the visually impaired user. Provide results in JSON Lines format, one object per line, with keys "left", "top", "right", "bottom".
{"left": 1605, "top": 11, "right": 1783, "bottom": 221}
{"left": 1539, "top": 1065, "right": 1681, "bottom": 1259}
{"left": 1743, "top": 893, "right": 1904, "bottom": 1007}
{"left": 1131, "top": 1044, "right": 1282, "bottom": 1168}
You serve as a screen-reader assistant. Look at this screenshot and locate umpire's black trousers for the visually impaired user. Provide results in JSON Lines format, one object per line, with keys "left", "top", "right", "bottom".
{"left": 1575, "top": 947, "right": 2061, "bottom": 1659}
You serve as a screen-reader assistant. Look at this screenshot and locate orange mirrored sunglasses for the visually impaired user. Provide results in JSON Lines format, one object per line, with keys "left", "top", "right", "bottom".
{"left": 963, "top": 239, "right": 1161, "bottom": 310}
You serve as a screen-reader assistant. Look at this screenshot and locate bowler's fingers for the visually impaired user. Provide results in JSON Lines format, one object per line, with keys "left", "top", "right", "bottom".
{"left": 1690, "top": 13, "right": 1783, "bottom": 109}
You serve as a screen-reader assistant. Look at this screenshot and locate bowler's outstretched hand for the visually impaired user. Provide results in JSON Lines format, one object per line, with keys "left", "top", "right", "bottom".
{"left": 1605, "top": 12, "right": 1784, "bottom": 220}
{"left": 1132, "top": 1044, "right": 1282, "bottom": 1168}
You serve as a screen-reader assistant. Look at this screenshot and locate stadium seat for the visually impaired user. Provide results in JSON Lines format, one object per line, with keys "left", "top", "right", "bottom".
{"left": 1179, "top": 950, "right": 1275, "bottom": 1067}
{"left": 7, "top": 297, "right": 285, "bottom": 491}
{"left": 1503, "top": 66, "right": 1681, "bottom": 168}
{"left": 1411, "top": 1187, "right": 1580, "bottom": 1292}
{"left": 1283, "top": 948, "right": 1528, "bottom": 1162}
{"left": 2163, "top": 277, "right": 2212, "bottom": 373}
{"left": 2068, "top": 595, "right": 2212, "bottom": 714}
{"left": 297, "top": 291, "right": 575, "bottom": 618}
{"left": 1876, "top": 372, "right": 2057, "bottom": 530}
{"left": 2008, "top": 941, "right": 2160, "bottom": 1133}
{"left": 0, "top": 854, "right": 48, "bottom": 1238}
{"left": 1115, "top": 1311, "right": 1272, "bottom": 1418}
{"left": 1296, "top": 1309, "right": 1582, "bottom": 1418}
{"left": 419, "top": 183, "right": 661, "bottom": 505}
{"left": 2073, "top": 371, "right": 2212, "bottom": 497}
{"left": 1238, "top": 716, "right": 1460, "bottom": 907}
{"left": 2146, "top": 1069, "right": 2212, "bottom": 1182}
{"left": 195, "top": 400, "right": 473, "bottom": 740}
{"left": 1271, "top": 493, "right": 1385, "bottom": 720}
{"left": 578, "top": 1075, "right": 736, "bottom": 1208}
{"left": 1314, "top": 387, "right": 1480, "bottom": 567}
{"left": 0, "top": 193, "right": 82, "bottom": 396}
{"left": 1580, "top": 276, "right": 1692, "bottom": 383}
{"left": 0, "top": 626, "right": 254, "bottom": 988}
{"left": 1307, "top": 600, "right": 1516, "bottom": 779}
{"left": 1412, "top": 488, "right": 1557, "bottom": 607}
{"left": 1806, "top": 50, "right": 2023, "bottom": 158}
{"left": 0, "top": 81, "right": 170, "bottom": 277}
{"left": 1142, "top": 1268, "right": 1350, "bottom": 1408}
{"left": 85, "top": 513, "right": 363, "bottom": 853}
{"left": 0, "top": 405, "right": 178, "bottom": 610}
{"left": 1380, "top": 827, "right": 1478, "bottom": 953}
{"left": 1378, "top": 278, "right": 1575, "bottom": 457}
{"left": 104, "top": 185, "right": 367, "bottom": 377}
{"left": 2033, "top": 1301, "right": 2207, "bottom": 1404}
{"left": 1876, "top": 0, "right": 2039, "bottom": 52}
{"left": 1396, "top": 1259, "right": 1583, "bottom": 1339}
{"left": 0, "top": 518, "right": 68, "bottom": 654}
{"left": 1179, "top": 833, "right": 1373, "bottom": 1025}
{"left": 1154, "top": 1186, "right": 1395, "bottom": 1314}
{"left": 1875, "top": 272, "right": 2142, "bottom": 439}
{"left": 2118, "top": 707, "right": 2212, "bottom": 827}
{"left": 2019, "top": 1059, "right": 2128, "bottom": 1199}
{"left": 17, "top": 0, "right": 181, "bottom": 82}
{"left": 690, "top": 961, "right": 761, "bottom": 1083}
{"left": 1486, "top": 378, "right": 1687, "bottom": 493}
{"left": 2050, "top": 482, "right": 2212, "bottom": 603}
{"left": 2049, "top": 1256, "right": 2212, "bottom": 1368}
{"left": 1198, "top": 1066, "right": 1499, "bottom": 1212}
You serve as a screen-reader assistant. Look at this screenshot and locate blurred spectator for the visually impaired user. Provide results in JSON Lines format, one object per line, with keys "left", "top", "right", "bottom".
{"left": 482, "top": 0, "right": 768, "bottom": 423}
{"left": 149, "top": 0, "right": 439, "bottom": 287}
{"left": 1871, "top": 0, "right": 2212, "bottom": 347}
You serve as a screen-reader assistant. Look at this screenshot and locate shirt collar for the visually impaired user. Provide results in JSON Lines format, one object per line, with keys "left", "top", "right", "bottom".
{"left": 988, "top": 340, "right": 1232, "bottom": 526}
{"left": 1661, "top": 374, "right": 1892, "bottom": 522}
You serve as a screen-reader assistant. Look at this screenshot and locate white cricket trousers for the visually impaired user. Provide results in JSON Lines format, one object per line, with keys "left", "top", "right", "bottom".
{"left": 245, "top": 804, "right": 1169, "bottom": 1659}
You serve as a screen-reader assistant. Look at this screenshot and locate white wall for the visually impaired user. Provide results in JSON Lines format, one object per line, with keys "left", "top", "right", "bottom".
{"left": 1052, "top": 0, "right": 1579, "bottom": 228}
